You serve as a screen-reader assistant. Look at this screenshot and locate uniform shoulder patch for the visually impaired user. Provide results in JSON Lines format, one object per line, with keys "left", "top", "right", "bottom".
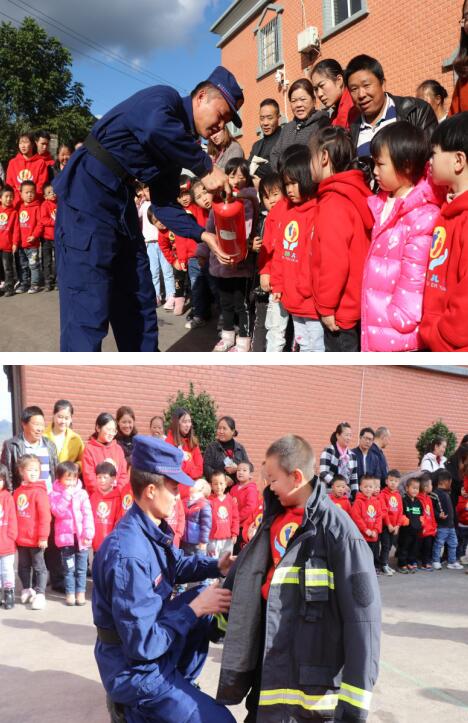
{"left": 351, "top": 572, "right": 374, "bottom": 607}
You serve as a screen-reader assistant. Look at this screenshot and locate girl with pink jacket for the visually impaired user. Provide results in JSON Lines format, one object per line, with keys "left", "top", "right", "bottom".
{"left": 49, "top": 461, "right": 95, "bottom": 606}
{"left": 361, "top": 122, "right": 441, "bottom": 351}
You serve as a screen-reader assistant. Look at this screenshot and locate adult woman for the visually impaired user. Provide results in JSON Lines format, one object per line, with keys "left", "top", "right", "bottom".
{"left": 311, "top": 59, "right": 357, "bottom": 128}
{"left": 149, "top": 415, "right": 166, "bottom": 439}
{"left": 319, "top": 422, "right": 358, "bottom": 496}
{"left": 449, "top": 1, "right": 468, "bottom": 115}
{"left": 207, "top": 127, "right": 244, "bottom": 170}
{"left": 115, "top": 405, "right": 138, "bottom": 464}
{"left": 44, "top": 399, "right": 85, "bottom": 467}
{"left": 51, "top": 144, "right": 73, "bottom": 178}
{"left": 81, "top": 413, "right": 128, "bottom": 495}
{"left": 166, "top": 408, "right": 203, "bottom": 499}
{"left": 420, "top": 436, "right": 448, "bottom": 472}
{"left": 203, "top": 416, "right": 250, "bottom": 485}
{"left": 270, "top": 78, "right": 330, "bottom": 170}
{"left": 445, "top": 440, "right": 468, "bottom": 508}
{"left": 416, "top": 80, "right": 449, "bottom": 123}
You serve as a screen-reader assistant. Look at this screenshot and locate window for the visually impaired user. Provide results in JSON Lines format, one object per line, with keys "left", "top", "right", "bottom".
{"left": 332, "top": 0, "right": 363, "bottom": 25}
{"left": 255, "top": 7, "right": 283, "bottom": 79}
{"left": 322, "top": 0, "right": 368, "bottom": 36}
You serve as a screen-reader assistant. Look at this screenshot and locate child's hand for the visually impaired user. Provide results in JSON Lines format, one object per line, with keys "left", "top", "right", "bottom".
{"left": 321, "top": 315, "right": 340, "bottom": 332}
{"left": 393, "top": 526, "right": 399, "bottom": 535}
{"left": 180, "top": 262, "right": 187, "bottom": 271}
{"left": 260, "top": 274, "right": 271, "bottom": 293}
{"left": 83, "top": 538, "right": 92, "bottom": 547}
{"left": 27, "top": 235, "right": 35, "bottom": 244}
{"left": 272, "top": 292, "right": 282, "bottom": 302}
{"left": 174, "top": 259, "right": 182, "bottom": 271}
{"left": 12, "top": 245, "right": 17, "bottom": 253}
{"left": 38, "top": 539, "right": 48, "bottom": 549}
{"left": 251, "top": 236, "right": 262, "bottom": 252}
{"left": 197, "top": 543, "right": 207, "bottom": 552}
{"left": 365, "top": 529, "right": 372, "bottom": 537}
{"left": 231, "top": 535, "right": 237, "bottom": 545}
{"left": 388, "top": 524, "right": 394, "bottom": 533}
{"left": 440, "top": 511, "right": 447, "bottom": 519}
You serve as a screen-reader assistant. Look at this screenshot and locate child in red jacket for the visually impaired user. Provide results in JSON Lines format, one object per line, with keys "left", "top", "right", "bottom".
{"left": 418, "top": 475, "right": 437, "bottom": 570}
{"left": 0, "top": 185, "right": 20, "bottom": 297}
{"left": 309, "top": 126, "right": 373, "bottom": 351}
{"left": 270, "top": 149, "right": 324, "bottom": 351}
{"left": 208, "top": 470, "right": 240, "bottom": 557}
{"left": 0, "top": 464, "right": 17, "bottom": 609}
{"left": 156, "top": 220, "right": 197, "bottom": 316}
{"left": 40, "top": 183, "right": 57, "bottom": 291}
{"left": 17, "top": 180, "right": 44, "bottom": 294}
{"left": 90, "top": 462, "right": 122, "bottom": 552}
{"left": 230, "top": 461, "right": 259, "bottom": 552}
{"left": 420, "top": 113, "right": 468, "bottom": 351}
{"left": 379, "top": 469, "right": 407, "bottom": 575}
{"left": 13, "top": 454, "right": 51, "bottom": 610}
{"left": 6, "top": 132, "right": 49, "bottom": 206}
{"left": 119, "top": 481, "right": 134, "bottom": 519}
{"left": 351, "top": 474, "right": 383, "bottom": 573}
{"left": 329, "top": 474, "right": 352, "bottom": 515}
{"left": 456, "top": 482, "right": 468, "bottom": 562}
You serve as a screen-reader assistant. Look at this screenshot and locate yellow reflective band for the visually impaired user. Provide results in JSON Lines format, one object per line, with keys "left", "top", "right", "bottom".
{"left": 259, "top": 688, "right": 338, "bottom": 711}
{"left": 271, "top": 566, "right": 300, "bottom": 585}
{"left": 338, "top": 682, "right": 372, "bottom": 711}
{"left": 305, "top": 569, "right": 335, "bottom": 590}
{"left": 214, "top": 613, "right": 227, "bottom": 632}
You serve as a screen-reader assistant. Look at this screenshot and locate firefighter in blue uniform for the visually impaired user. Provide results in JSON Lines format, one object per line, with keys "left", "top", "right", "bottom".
{"left": 92, "top": 435, "right": 236, "bottom": 723}
{"left": 53, "top": 67, "right": 243, "bottom": 352}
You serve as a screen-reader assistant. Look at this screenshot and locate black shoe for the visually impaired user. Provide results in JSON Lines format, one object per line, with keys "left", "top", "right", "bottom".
{"left": 4, "top": 290, "right": 14, "bottom": 297}
{"left": 15, "top": 286, "right": 28, "bottom": 294}
{"left": 3, "top": 588, "right": 15, "bottom": 609}
{"left": 44, "top": 285, "right": 54, "bottom": 292}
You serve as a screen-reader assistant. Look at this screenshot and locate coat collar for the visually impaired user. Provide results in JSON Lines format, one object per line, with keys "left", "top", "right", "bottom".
{"left": 129, "top": 499, "right": 174, "bottom": 546}
{"left": 182, "top": 95, "right": 199, "bottom": 139}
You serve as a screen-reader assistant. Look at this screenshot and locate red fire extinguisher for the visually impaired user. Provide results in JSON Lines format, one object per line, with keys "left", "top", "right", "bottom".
{"left": 212, "top": 192, "right": 247, "bottom": 262}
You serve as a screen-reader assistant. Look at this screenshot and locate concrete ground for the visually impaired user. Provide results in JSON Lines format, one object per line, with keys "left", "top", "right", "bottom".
{"left": 1, "top": 563, "right": 468, "bottom": 723}
{"left": 0, "top": 289, "right": 220, "bottom": 352}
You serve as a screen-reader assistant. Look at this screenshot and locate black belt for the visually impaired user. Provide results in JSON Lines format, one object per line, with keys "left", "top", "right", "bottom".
{"left": 96, "top": 626, "right": 122, "bottom": 645}
{"left": 84, "top": 134, "right": 134, "bottom": 185}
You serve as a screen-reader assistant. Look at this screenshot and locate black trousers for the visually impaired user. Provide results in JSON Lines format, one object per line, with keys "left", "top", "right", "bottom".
{"left": 174, "top": 268, "right": 187, "bottom": 298}
{"left": 0, "top": 251, "right": 15, "bottom": 291}
{"left": 251, "top": 296, "right": 268, "bottom": 351}
{"left": 217, "top": 276, "right": 249, "bottom": 337}
{"left": 420, "top": 536, "right": 434, "bottom": 566}
{"left": 380, "top": 528, "right": 398, "bottom": 567}
{"left": 367, "top": 540, "right": 380, "bottom": 568}
{"left": 324, "top": 324, "right": 360, "bottom": 352}
{"left": 17, "top": 546, "right": 48, "bottom": 594}
{"left": 44, "top": 518, "right": 65, "bottom": 588}
{"left": 398, "top": 527, "right": 421, "bottom": 566}
{"left": 41, "top": 239, "right": 55, "bottom": 286}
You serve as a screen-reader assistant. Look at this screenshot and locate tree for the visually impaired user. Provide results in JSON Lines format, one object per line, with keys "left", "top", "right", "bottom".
{"left": 0, "top": 17, "right": 95, "bottom": 163}
{"left": 415, "top": 420, "right": 457, "bottom": 464}
{"left": 164, "top": 383, "right": 217, "bottom": 453}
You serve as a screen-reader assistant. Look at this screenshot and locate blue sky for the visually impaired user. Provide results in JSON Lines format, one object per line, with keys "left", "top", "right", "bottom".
{"left": 0, "top": 0, "right": 233, "bottom": 116}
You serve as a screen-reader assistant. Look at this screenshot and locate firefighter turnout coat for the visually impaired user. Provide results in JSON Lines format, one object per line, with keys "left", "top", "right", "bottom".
{"left": 216, "top": 480, "right": 381, "bottom": 721}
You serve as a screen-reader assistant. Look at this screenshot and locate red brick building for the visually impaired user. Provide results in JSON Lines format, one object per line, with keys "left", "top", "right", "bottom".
{"left": 6, "top": 365, "right": 468, "bottom": 477}
{"left": 211, "top": 0, "right": 460, "bottom": 152}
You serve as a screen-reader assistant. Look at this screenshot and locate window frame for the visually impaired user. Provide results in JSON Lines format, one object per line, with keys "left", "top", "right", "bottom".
{"left": 254, "top": 5, "right": 284, "bottom": 81}
{"left": 322, "top": 0, "right": 369, "bottom": 40}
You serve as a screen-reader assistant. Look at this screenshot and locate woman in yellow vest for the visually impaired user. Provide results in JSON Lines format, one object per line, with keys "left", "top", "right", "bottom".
{"left": 44, "top": 399, "right": 85, "bottom": 468}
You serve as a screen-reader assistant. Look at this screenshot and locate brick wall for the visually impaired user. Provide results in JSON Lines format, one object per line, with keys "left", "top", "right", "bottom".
{"left": 20, "top": 365, "right": 468, "bottom": 478}
{"left": 218, "top": 0, "right": 460, "bottom": 153}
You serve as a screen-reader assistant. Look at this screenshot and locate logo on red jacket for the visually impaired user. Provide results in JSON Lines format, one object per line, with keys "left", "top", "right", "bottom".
{"left": 19, "top": 211, "right": 30, "bottom": 225}
{"left": 388, "top": 495, "right": 398, "bottom": 510}
{"left": 51, "top": 209, "right": 56, "bottom": 221}
{"left": 425, "top": 504, "right": 431, "bottom": 517}
{"left": 17, "top": 169, "right": 33, "bottom": 184}
{"left": 16, "top": 493, "right": 29, "bottom": 513}
{"left": 429, "top": 226, "right": 448, "bottom": 280}
{"left": 217, "top": 505, "right": 228, "bottom": 520}
{"left": 96, "top": 501, "right": 110, "bottom": 521}
{"left": 283, "top": 221, "right": 299, "bottom": 255}
{"left": 274, "top": 521, "right": 299, "bottom": 557}
{"left": 366, "top": 504, "right": 376, "bottom": 519}
{"left": 122, "top": 493, "right": 133, "bottom": 511}
{"left": 0, "top": 212, "right": 8, "bottom": 227}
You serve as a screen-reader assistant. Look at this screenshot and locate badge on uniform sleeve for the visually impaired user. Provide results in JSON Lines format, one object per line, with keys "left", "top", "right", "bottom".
{"left": 154, "top": 573, "right": 163, "bottom": 587}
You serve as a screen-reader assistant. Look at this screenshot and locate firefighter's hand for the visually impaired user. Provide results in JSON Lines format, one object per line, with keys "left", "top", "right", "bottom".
{"left": 201, "top": 231, "right": 235, "bottom": 265}
{"left": 321, "top": 315, "right": 340, "bottom": 332}
{"left": 189, "top": 580, "right": 232, "bottom": 617}
{"left": 201, "top": 164, "right": 231, "bottom": 199}
{"left": 218, "top": 551, "right": 236, "bottom": 578}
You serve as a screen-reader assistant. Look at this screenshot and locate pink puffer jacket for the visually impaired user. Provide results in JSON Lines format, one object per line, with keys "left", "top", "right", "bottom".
{"left": 49, "top": 479, "right": 95, "bottom": 550}
{"left": 361, "top": 177, "right": 440, "bottom": 351}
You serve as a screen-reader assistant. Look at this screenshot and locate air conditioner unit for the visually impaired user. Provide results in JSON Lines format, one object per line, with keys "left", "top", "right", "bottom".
{"left": 297, "top": 26, "right": 320, "bottom": 53}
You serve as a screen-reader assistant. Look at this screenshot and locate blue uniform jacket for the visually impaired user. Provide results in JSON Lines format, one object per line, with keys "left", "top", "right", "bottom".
{"left": 54, "top": 86, "right": 212, "bottom": 241}
{"left": 92, "top": 501, "right": 220, "bottom": 705}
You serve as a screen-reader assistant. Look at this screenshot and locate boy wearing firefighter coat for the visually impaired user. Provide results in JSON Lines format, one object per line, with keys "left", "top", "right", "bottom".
{"left": 216, "top": 435, "right": 381, "bottom": 722}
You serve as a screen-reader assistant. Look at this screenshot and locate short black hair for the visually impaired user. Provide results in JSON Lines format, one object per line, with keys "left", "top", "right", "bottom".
{"left": 345, "top": 54, "right": 385, "bottom": 85}
{"left": 432, "top": 112, "right": 468, "bottom": 157}
{"left": 260, "top": 98, "right": 280, "bottom": 114}
{"left": 419, "top": 471, "right": 432, "bottom": 484}
{"left": 434, "top": 469, "right": 452, "bottom": 486}
{"left": 35, "top": 129, "right": 51, "bottom": 141}
{"left": 130, "top": 467, "right": 164, "bottom": 499}
{"left": 225, "top": 158, "right": 253, "bottom": 187}
{"left": 417, "top": 79, "right": 448, "bottom": 102}
{"left": 96, "top": 461, "right": 117, "bottom": 477}
{"left": 238, "top": 460, "right": 254, "bottom": 473}
{"left": 281, "top": 147, "right": 316, "bottom": 200}
{"left": 210, "top": 469, "right": 227, "bottom": 483}
{"left": 331, "top": 474, "right": 347, "bottom": 484}
{"left": 20, "top": 180, "right": 36, "bottom": 190}
{"left": 387, "top": 469, "right": 401, "bottom": 479}
{"left": 259, "top": 172, "right": 282, "bottom": 199}
{"left": 53, "top": 399, "right": 74, "bottom": 416}
{"left": 360, "top": 473, "right": 379, "bottom": 484}
{"left": 56, "top": 461, "right": 79, "bottom": 479}
{"left": 0, "top": 463, "right": 12, "bottom": 492}
{"left": 277, "top": 143, "right": 309, "bottom": 174}
{"left": 309, "top": 125, "right": 355, "bottom": 175}
{"left": 371, "top": 121, "right": 430, "bottom": 185}
{"left": 312, "top": 58, "right": 344, "bottom": 81}
{"left": 1, "top": 184, "right": 14, "bottom": 196}
{"left": 360, "top": 427, "right": 375, "bottom": 438}
{"left": 21, "top": 406, "right": 44, "bottom": 424}
{"left": 405, "top": 476, "right": 421, "bottom": 488}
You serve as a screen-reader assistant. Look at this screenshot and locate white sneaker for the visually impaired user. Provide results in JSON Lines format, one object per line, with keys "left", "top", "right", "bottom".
{"left": 447, "top": 562, "right": 464, "bottom": 570}
{"left": 459, "top": 555, "right": 468, "bottom": 565}
{"left": 31, "top": 593, "right": 46, "bottom": 610}
{"left": 381, "top": 565, "right": 395, "bottom": 576}
{"left": 163, "top": 295, "right": 175, "bottom": 310}
{"left": 20, "top": 588, "right": 35, "bottom": 604}
{"left": 432, "top": 561, "right": 442, "bottom": 570}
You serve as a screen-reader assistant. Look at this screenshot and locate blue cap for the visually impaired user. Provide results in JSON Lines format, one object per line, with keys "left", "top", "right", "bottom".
{"left": 131, "top": 435, "right": 194, "bottom": 487}
{"left": 207, "top": 66, "right": 244, "bottom": 128}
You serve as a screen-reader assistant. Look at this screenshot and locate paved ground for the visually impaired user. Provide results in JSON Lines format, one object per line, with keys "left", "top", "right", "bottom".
{"left": 0, "top": 289, "right": 220, "bottom": 352}
{"left": 1, "top": 562, "right": 468, "bottom": 723}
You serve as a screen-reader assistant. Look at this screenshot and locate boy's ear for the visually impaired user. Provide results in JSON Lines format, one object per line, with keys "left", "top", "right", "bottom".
{"left": 455, "top": 150, "right": 468, "bottom": 171}
{"left": 293, "top": 468, "right": 303, "bottom": 487}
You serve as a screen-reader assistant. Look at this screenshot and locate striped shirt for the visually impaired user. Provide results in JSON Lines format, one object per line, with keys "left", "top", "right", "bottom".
{"left": 356, "top": 94, "right": 397, "bottom": 157}
{"left": 24, "top": 438, "right": 52, "bottom": 493}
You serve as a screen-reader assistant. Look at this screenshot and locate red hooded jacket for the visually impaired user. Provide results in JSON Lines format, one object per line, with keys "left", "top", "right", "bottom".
{"left": 209, "top": 494, "right": 240, "bottom": 539}
{"left": 330, "top": 494, "right": 352, "bottom": 515}
{"left": 331, "top": 89, "right": 359, "bottom": 128}
{"left": 119, "top": 482, "right": 134, "bottom": 519}
{"left": 40, "top": 199, "right": 57, "bottom": 241}
{"left": 190, "top": 204, "right": 210, "bottom": 228}
{"left": 166, "top": 496, "right": 185, "bottom": 547}
{"left": 0, "top": 489, "right": 18, "bottom": 555}
{"left": 6, "top": 153, "right": 49, "bottom": 204}
{"left": 38, "top": 151, "right": 55, "bottom": 167}
{"left": 0, "top": 206, "right": 20, "bottom": 252}
{"left": 90, "top": 487, "right": 122, "bottom": 551}
{"left": 230, "top": 481, "right": 259, "bottom": 526}
{"left": 18, "top": 201, "right": 43, "bottom": 248}
{"left": 456, "top": 494, "right": 468, "bottom": 526}
{"left": 351, "top": 492, "right": 383, "bottom": 542}
{"left": 309, "top": 170, "right": 373, "bottom": 329}
{"left": 420, "top": 191, "right": 468, "bottom": 351}
{"left": 81, "top": 437, "right": 128, "bottom": 495}
{"left": 13, "top": 481, "right": 51, "bottom": 547}
{"left": 418, "top": 492, "right": 437, "bottom": 537}
{"left": 379, "top": 487, "right": 405, "bottom": 528}
{"left": 258, "top": 197, "right": 288, "bottom": 276}
{"left": 270, "top": 198, "right": 318, "bottom": 317}
{"left": 158, "top": 228, "right": 197, "bottom": 267}
{"left": 241, "top": 499, "right": 264, "bottom": 543}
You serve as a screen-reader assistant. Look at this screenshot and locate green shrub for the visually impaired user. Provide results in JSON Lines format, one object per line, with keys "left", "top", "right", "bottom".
{"left": 415, "top": 420, "right": 457, "bottom": 463}
{"left": 164, "top": 382, "right": 217, "bottom": 453}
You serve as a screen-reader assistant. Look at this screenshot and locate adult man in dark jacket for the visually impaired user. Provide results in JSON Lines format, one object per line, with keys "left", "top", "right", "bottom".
{"left": 369, "top": 426, "right": 391, "bottom": 487}
{"left": 247, "top": 99, "right": 282, "bottom": 180}
{"left": 352, "top": 427, "right": 378, "bottom": 481}
{"left": 345, "top": 55, "right": 438, "bottom": 156}
{"left": 53, "top": 66, "right": 243, "bottom": 352}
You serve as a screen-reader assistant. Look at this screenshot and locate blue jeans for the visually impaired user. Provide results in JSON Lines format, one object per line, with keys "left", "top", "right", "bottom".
{"left": 61, "top": 543, "right": 89, "bottom": 594}
{"left": 432, "top": 527, "right": 458, "bottom": 564}
{"left": 292, "top": 316, "right": 325, "bottom": 352}
{"left": 187, "top": 257, "right": 218, "bottom": 319}
{"left": 19, "top": 247, "right": 42, "bottom": 288}
{"left": 146, "top": 241, "right": 175, "bottom": 298}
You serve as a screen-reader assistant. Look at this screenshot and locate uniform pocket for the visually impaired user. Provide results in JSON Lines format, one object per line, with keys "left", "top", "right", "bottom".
{"left": 63, "top": 226, "right": 93, "bottom": 251}
{"left": 300, "top": 558, "right": 331, "bottom": 621}
{"left": 299, "top": 664, "right": 342, "bottom": 688}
